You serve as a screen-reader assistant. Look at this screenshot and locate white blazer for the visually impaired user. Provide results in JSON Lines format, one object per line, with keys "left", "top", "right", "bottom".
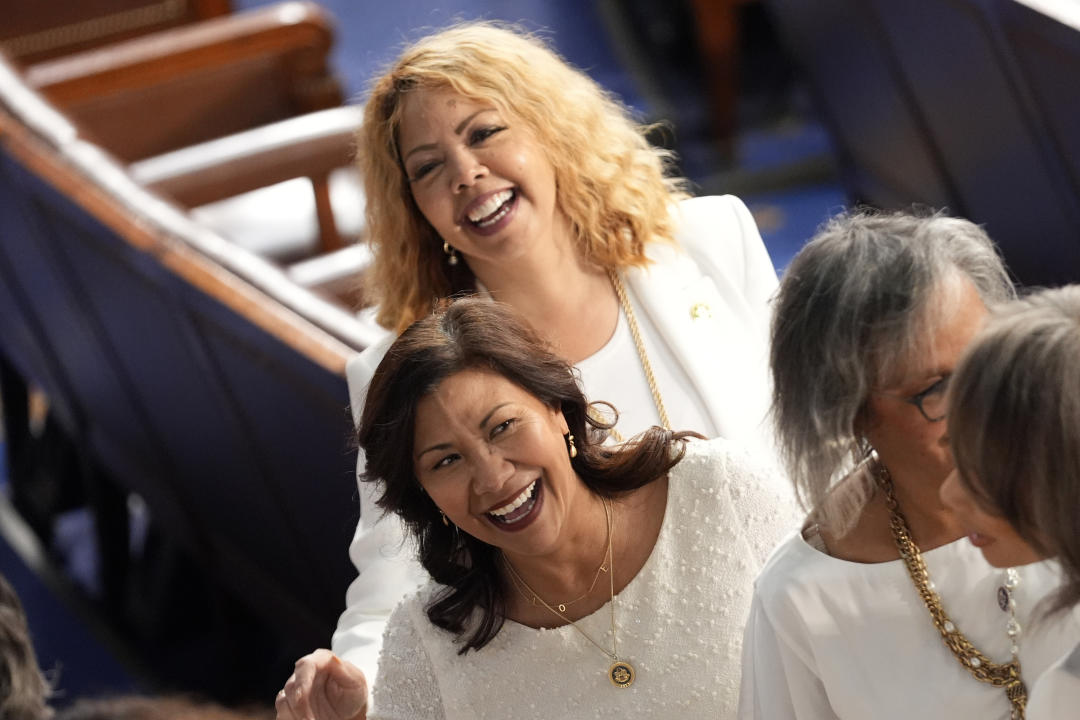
{"left": 331, "top": 194, "right": 780, "bottom": 681}
{"left": 624, "top": 194, "right": 777, "bottom": 456}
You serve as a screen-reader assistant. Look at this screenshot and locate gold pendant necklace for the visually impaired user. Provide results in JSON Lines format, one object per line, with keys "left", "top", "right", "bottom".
{"left": 609, "top": 270, "right": 670, "bottom": 434}
{"left": 874, "top": 460, "right": 1027, "bottom": 718}
{"left": 503, "top": 499, "right": 635, "bottom": 688}
{"left": 510, "top": 504, "right": 612, "bottom": 613}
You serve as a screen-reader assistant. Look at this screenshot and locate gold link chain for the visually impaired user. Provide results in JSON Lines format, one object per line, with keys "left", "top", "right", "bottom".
{"left": 875, "top": 461, "right": 1027, "bottom": 718}
{"left": 609, "top": 270, "right": 670, "bottom": 430}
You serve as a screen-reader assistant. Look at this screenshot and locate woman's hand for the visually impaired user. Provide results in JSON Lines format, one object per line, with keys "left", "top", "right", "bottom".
{"left": 275, "top": 649, "right": 368, "bottom": 720}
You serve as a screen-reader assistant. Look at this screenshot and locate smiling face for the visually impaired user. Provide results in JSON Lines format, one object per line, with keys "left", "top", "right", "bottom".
{"left": 862, "top": 277, "right": 989, "bottom": 487}
{"left": 412, "top": 368, "right": 589, "bottom": 559}
{"left": 939, "top": 470, "right": 1044, "bottom": 567}
{"left": 397, "top": 88, "right": 566, "bottom": 277}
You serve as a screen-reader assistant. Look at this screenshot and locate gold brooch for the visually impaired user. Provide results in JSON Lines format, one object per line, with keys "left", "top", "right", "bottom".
{"left": 689, "top": 302, "right": 712, "bottom": 320}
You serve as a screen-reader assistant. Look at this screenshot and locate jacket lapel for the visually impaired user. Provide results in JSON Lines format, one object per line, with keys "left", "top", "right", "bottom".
{"left": 621, "top": 247, "right": 774, "bottom": 454}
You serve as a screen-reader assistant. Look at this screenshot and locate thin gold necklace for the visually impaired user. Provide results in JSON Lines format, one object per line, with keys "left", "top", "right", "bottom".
{"left": 507, "top": 501, "right": 612, "bottom": 613}
{"left": 874, "top": 460, "right": 1027, "bottom": 718}
{"left": 503, "top": 499, "right": 635, "bottom": 688}
{"left": 608, "top": 269, "right": 670, "bottom": 432}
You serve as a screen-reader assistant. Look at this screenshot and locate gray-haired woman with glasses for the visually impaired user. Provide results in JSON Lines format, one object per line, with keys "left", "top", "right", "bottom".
{"left": 737, "top": 211, "right": 1080, "bottom": 719}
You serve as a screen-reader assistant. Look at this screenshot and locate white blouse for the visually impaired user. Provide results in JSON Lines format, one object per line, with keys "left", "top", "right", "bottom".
{"left": 1027, "top": 608, "right": 1080, "bottom": 720}
{"left": 334, "top": 195, "right": 780, "bottom": 681}
{"left": 575, "top": 294, "right": 717, "bottom": 440}
{"left": 370, "top": 438, "right": 801, "bottom": 720}
{"left": 738, "top": 533, "right": 1080, "bottom": 719}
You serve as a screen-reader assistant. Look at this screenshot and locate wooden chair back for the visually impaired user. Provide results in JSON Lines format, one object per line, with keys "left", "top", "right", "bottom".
{"left": 0, "top": 54, "right": 371, "bottom": 656}
{"left": 22, "top": 2, "right": 342, "bottom": 162}
{"left": 0, "top": 0, "right": 231, "bottom": 65}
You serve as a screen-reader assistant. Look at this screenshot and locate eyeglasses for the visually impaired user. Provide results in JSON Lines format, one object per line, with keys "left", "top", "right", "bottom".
{"left": 877, "top": 376, "right": 951, "bottom": 423}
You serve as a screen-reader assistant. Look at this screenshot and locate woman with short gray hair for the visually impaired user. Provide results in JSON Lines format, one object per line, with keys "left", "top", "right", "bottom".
{"left": 738, "top": 211, "right": 1080, "bottom": 719}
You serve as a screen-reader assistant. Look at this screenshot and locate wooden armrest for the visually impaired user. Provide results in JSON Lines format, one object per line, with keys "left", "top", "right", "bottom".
{"left": 129, "top": 105, "right": 362, "bottom": 206}
{"left": 286, "top": 243, "right": 372, "bottom": 307}
{"left": 2, "top": 0, "right": 232, "bottom": 65}
{"left": 23, "top": 1, "right": 342, "bottom": 161}
{"left": 287, "top": 243, "right": 372, "bottom": 287}
{"left": 130, "top": 105, "right": 362, "bottom": 253}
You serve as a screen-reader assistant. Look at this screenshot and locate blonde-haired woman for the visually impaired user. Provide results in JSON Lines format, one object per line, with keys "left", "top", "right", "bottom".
{"left": 276, "top": 20, "right": 783, "bottom": 720}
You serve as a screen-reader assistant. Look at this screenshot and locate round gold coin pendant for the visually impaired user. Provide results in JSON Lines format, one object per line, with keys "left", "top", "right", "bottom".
{"left": 609, "top": 660, "right": 635, "bottom": 688}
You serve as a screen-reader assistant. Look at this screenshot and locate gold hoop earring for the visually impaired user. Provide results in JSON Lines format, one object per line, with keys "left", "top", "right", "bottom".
{"left": 567, "top": 433, "right": 578, "bottom": 459}
{"left": 440, "top": 510, "right": 450, "bottom": 526}
{"left": 443, "top": 241, "right": 459, "bottom": 266}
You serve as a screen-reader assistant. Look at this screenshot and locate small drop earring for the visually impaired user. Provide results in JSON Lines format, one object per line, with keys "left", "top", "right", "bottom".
{"left": 567, "top": 433, "right": 578, "bottom": 458}
{"left": 443, "top": 241, "right": 459, "bottom": 266}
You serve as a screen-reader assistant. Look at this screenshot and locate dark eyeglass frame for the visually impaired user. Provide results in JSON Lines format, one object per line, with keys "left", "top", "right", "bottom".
{"left": 877, "top": 376, "right": 950, "bottom": 423}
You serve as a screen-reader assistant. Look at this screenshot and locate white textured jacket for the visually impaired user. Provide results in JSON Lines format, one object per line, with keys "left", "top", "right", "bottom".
{"left": 330, "top": 194, "right": 780, "bottom": 682}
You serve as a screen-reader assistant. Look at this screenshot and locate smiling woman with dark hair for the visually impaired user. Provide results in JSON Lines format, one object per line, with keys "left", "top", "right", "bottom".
{"left": 288, "top": 298, "right": 796, "bottom": 719}
{"left": 278, "top": 19, "right": 784, "bottom": 719}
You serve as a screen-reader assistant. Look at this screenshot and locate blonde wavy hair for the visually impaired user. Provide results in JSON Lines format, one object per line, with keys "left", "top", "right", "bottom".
{"left": 357, "top": 21, "right": 688, "bottom": 332}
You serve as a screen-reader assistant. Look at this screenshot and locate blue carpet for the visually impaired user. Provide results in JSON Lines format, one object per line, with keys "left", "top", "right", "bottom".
{"left": 236, "top": 0, "right": 644, "bottom": 110}
{"left": 737, "top": 120, "right": 834, "bottom": 175}
{"left": 744, "top": 183, "right": 851, "bottom": 274}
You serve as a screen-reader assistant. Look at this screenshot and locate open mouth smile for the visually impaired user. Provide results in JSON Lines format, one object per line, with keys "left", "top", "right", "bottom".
{"left": 463, "top": 189, "right": 517, "bottom": 234}
{"left": 485, "top": 478, "right": 542, "bottom": 531}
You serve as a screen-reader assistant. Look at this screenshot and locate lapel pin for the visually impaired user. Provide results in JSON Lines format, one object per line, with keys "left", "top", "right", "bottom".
{"left": 690, "top": 302, "right": 713, "bottom": 320}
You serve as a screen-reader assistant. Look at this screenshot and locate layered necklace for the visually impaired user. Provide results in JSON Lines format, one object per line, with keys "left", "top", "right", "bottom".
{"left": 874, "top": 460, "right": 1027, "bottom": 718}
{"left": 503, "top": 498, "right": 636, "bottom": 688}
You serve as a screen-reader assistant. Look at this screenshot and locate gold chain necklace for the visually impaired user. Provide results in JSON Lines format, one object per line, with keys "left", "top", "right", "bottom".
{"left": 507, "top": 498, "right": 612, "bottom": 613}
{"left": 502, "top": 499, "right": 635, "bottom": 688}
{"left": 608, "top": 269, "right": 670, "bottom": 432}
{"left": 874, "top": 461, "right": 1027, "bottom": 718}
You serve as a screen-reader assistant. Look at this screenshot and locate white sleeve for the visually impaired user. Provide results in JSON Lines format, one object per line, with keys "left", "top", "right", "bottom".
{"left": 737, "top": 591, "right": 837, "bottom": 720}
{"left": 330, "top": 486, "right": 427, "bottom": 679}
{"left": 330, "top": 347, "right": 428, "bottom": 681}
{"left": 716, "top": 442, "right": 802, "bottom": 568}
{"left": 1027, "top": 643, "right": 1080, "bottom": 720}
{"left": 368, "top": 601, "right": 447, "bottom": 720}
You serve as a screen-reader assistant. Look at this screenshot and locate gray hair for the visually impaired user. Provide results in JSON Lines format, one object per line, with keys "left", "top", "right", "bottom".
{"left": 948, "top": 284, "right": 1080, "bottom": 615}
{"left": 770, "top": 209, "right": 1014, "bottom": 533}
{"left": 0, "top": 573, "right": 53, "bottom": 720}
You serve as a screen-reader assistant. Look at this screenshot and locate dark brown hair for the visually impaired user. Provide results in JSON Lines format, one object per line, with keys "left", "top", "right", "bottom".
{"left": 358, "top": 297, "right": 691, "bottom": 652}
{"left": 948, "top": 284, "right": 1080, "bottom": 615}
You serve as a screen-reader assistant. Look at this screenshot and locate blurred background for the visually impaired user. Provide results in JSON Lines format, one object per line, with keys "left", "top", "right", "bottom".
{"left": 0, "top": 0, "right": 1077, "bottom": 713}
